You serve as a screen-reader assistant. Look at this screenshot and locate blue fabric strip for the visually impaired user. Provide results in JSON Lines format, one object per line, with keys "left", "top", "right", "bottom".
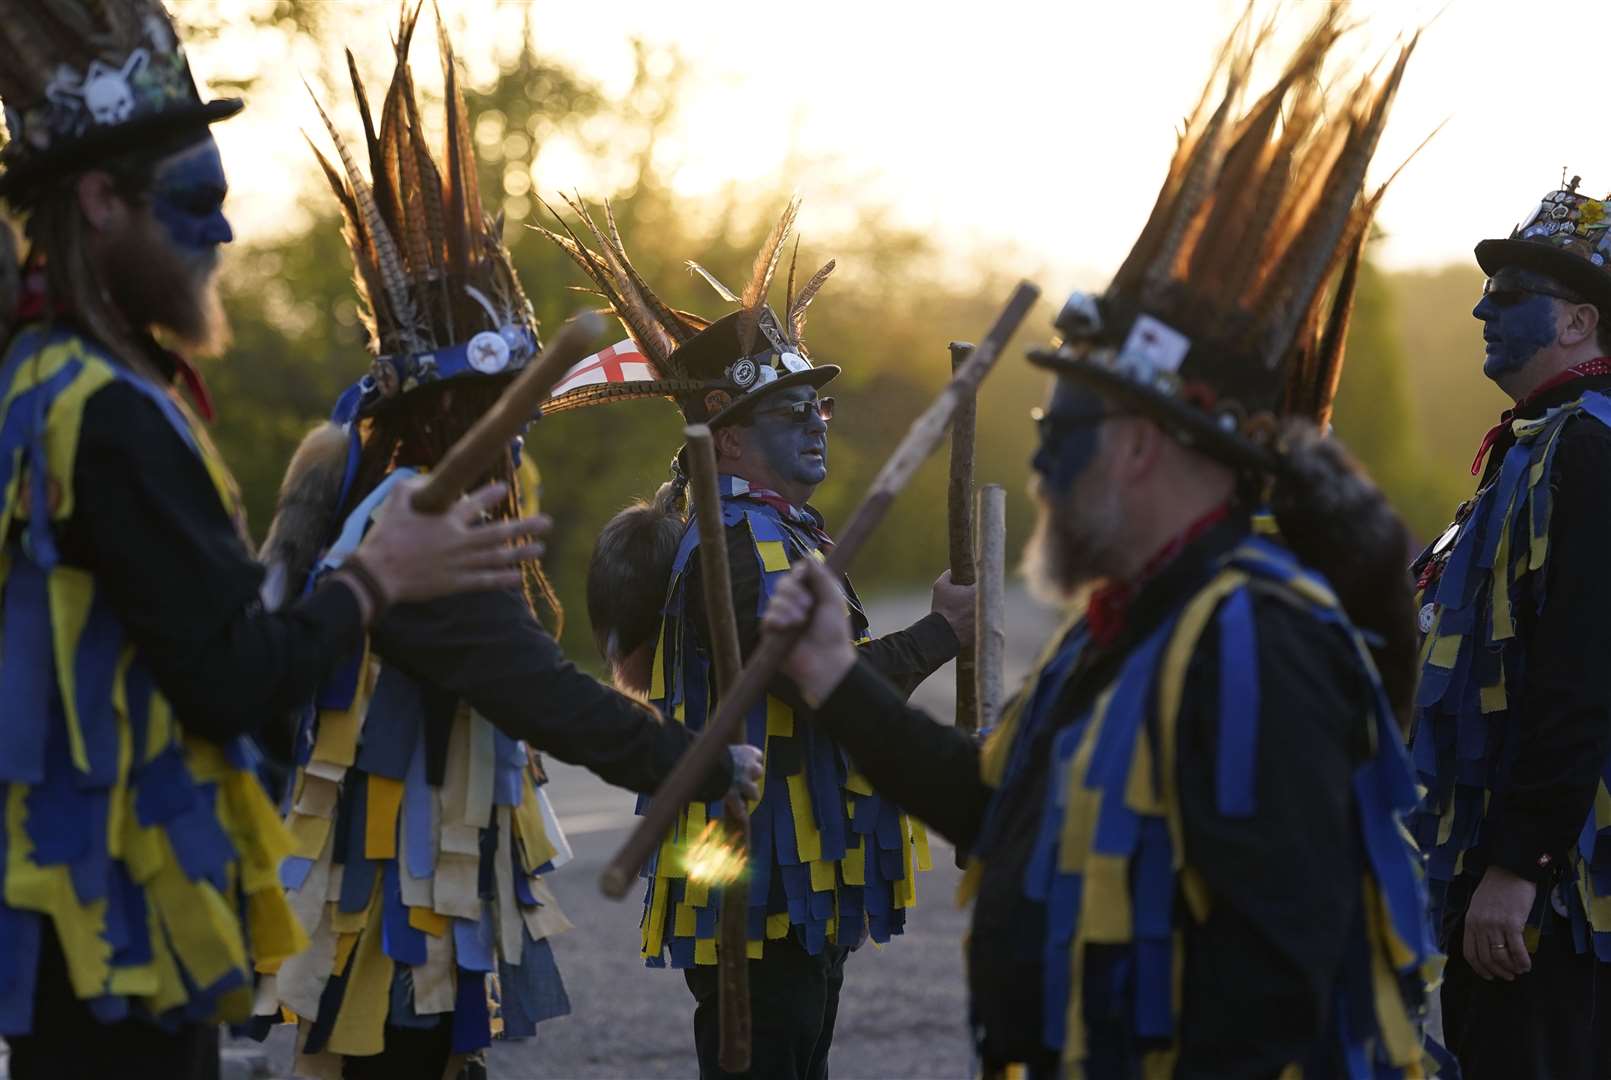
{"left": 1214, "top": 588, "right": 1259, "bottom": 818}
{"left": 449, "top": 966, "right": 492, "bottom": 1054}
{"left": 381, "top": 862, "right": 427, "bottom": 967}
{"left": 354, "top": 667, "right": 424, "bottom": 780}
{"left": 0, "top": 554, "right": 52, "bottom": 783}
{"left": 454, "top": 907, "right": 496, "bottom": 973}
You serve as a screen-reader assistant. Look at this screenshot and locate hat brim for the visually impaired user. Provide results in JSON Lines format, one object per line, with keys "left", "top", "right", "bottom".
{"left": 705, "top": 365, "right": 840, "bottom": 428}
{"left": 1475, "top": 237, "right": 1611, "bottom": 312}
{"left": 1027, "top": 346, "right": 1281, "bottom": 472}
{"left": 0, "top": 98, "right": 243, "bottom": 202}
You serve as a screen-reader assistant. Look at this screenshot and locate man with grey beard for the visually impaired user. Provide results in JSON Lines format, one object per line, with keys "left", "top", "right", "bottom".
{"left": 753, "top": 9, "right": 1446, "bottom": 1074}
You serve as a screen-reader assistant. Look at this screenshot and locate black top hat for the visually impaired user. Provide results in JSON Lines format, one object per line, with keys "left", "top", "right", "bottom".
{"left": 0, "top": 2, "right": 241, "bottom": 205}
{"left": 538, "top": 196, "right": 839, "bottom": 428}
{"left": 1474, "top": 179, "right": 1611, "bottom": 313}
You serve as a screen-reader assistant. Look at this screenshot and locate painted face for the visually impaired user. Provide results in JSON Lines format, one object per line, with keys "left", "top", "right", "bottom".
{"left": 148, "top": 137, "right": 233, "bottom": 251}
{"left": 1031, "top": 379, "right": 1111, "bottom": 494}
{"left": 1472, "top": 268, "right": 1568, "bottom": 382}
{"left": 743, "top": 385, "right": 829, "bottom": 490}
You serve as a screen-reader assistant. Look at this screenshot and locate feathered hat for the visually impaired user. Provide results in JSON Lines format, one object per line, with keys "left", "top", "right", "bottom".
{"left": 1029, "top": 4, "right": 1419, "bottom": 470}
{"left": 1475, "top": 175, "right": 1611, "bottom": 313}
{"left": 311, "top": 4, "right": 540, "bottom": 428}
{"left": 535, "top": 196, "right": 839, "bottom": 427}
{"left": 0, "top": 0, "right": 241, "bottom": 205}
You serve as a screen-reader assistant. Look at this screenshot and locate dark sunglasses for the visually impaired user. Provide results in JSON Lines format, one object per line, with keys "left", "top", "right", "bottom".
{"left": 1031, "top": 404, "right": 1124, "bottom": 440}
{"left": 747, "top": 397, "right": 834, "bottom": 425}
{"left": 1481, "top": 278, "right": 1587, "bottom": 308}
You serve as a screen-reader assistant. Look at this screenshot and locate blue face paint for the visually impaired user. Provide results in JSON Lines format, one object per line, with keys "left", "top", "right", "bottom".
{"left": 149, "top": 138, "right": 233, "bottom": 251}
{"left": 744, "top": 386, "right": 829, "bottom": 490}
{"left": 1031, "top": 381, "right": 1109, "bottom": 494}
{"left": 1472, "top": 270, "right": 1564, "bottom": 382}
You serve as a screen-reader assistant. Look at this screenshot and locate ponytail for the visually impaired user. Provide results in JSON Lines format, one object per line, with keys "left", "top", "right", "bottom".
{"left": 1268, "top": 420, "right": 1418, "bottom": 728}
{"left": 586, "top": 453, "right": 693, "bottom": 668}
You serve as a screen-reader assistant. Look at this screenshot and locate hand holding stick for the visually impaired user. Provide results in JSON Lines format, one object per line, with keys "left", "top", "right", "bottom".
{"left": 947, "top": 341, "right": 981, "bottom": 735}
{"left": 684, "top": 425, "right": 753, "bottom": 1073}
{"left": 599, "top": 281, "right": 1040, "bottom": 898}
{"left": 409, "top": 312, "right": 605, "bottom": 514}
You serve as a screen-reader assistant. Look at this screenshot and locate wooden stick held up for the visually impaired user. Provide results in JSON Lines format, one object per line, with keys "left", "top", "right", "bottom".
{"left": 409, "top": 311, "right": 605, "bottom": 513}
{"left": 599, "top": 281, "right": 1041, "bottom": 899}
{"left": 684, "top": 425, "right": 753, "bottom": 1074}
{"left": 947, "top": 341, "right": 981, "bottom": 735}
{"left": 976, "top": 484, "right": 1007, "bottom": 732}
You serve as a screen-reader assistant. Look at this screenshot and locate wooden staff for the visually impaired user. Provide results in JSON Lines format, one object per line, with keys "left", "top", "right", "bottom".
{"left": 975, "top": 484, "right": 1007, "bottom": 732}
{"left": 409, "top": 311, "right": 605, "bottom": 513}
{"left": 947, "top": 341, "right": 981, "bottom": 735}
{"left": 600, "top": 281, "right": 1041, "bottom": 898}
{"left": 683, "top": 425, "right": 753, "bottom": 1073}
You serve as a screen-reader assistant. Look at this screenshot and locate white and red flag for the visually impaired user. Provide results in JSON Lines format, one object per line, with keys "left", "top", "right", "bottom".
{"left": 547, "top": 338, "right": 658, "bottom": 399}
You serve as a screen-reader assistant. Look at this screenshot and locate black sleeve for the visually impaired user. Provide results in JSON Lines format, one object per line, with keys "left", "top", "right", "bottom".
{"left": 1175, "top": 595, "right": 1366, "bottom": 1079}
{"left": 65, "top": 380, "right": 364, "bottom": 745}
{"left": 855, "top": 612, "right": 960, "bottom": 699}
{"left": 1486, "top": 424, "right": 1611, "bottom": 883}
{"left": 815, "top": 657, "right": 991, "bottom": 847}
{"left": 371, "top": 587, "right": 732, "bottom": 801}
{"left": 685, "top": 521, "right": 959, "bottom": 701}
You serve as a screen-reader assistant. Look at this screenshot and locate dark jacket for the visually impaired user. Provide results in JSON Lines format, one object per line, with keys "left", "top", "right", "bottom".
{"left": 810, "top": 517, "right": 1375, "bottom": 1077}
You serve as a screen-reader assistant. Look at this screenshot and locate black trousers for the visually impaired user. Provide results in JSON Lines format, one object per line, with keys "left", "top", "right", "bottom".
{"left": 684, "top": 937, "right": 849, "bottom": 1080}
{"left": 6, "top": 925, "right": 219, "bottom": 1080}
{"left": 1442, "top": 901, "right": 1611, "bottom": 1080}
{"left": 340, "top": 1021, "right": 455, "bottom": 1080}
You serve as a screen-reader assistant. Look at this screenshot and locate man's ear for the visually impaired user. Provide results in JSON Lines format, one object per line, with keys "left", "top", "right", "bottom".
{"left": 1563, "top": 301, "right": 1601, "bottom": 349}
{"left": 75, "top": 170, "right": 127, "bottom": 234}
{"left": 1110, "top": 414, "right": 1162, "bottom": 485}
{"left": 714, "top": 422, "right": 745, "bottom": 462}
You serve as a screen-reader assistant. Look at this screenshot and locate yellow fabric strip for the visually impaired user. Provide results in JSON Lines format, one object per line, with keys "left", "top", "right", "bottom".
{"left": 409, "top": 905, "right": 450, "bottom": 937}
{"left": 913, "top": 821, "right": 932, "bottom": 873}
{"left": 843, "top": 840, "right": 866, "bottom": 886}
{"left": 694, "top": 937, "right": 718, "bottom": 965}
{"left": 46, "top": 567, "right": 96, "bottom": 773}
{"left": 1479, "top": 681, "right": 1508, "bottom": 715}
{"left": 40, "top": 343, "right": 117, "bottom": 524}
{"left": 809, "top": 858, "right": 837, "bottom": 894}
{"left": 785, "top": 774, "right": 823, "bottom": 863}
{"left": 766, "top": 696, "right": 794, "bottom": 738}
{"left": 756, "top": 540, "right": 791, "bottom": 573}
{"left": 513, "top": 772, "right": 558, "bottom": 870}
{"left": 1080, "top": 854, "right": 1133, "bottom": 943}
{"left": 331, "top": 931, "right": 359, "bottom": 976}
{"left": 288, "top": 813, "right": 334, "bottom": 862}
{"left": 765, "top": 913, "right": 791, "bottom": 939}
{"left": 363, "top": 776, "right": 404, "bottom": 860}
{"left": 845, "top": 771, "right": 874, "bottom": 797}
{"left": 325, "top": 887, "right": 393, "bottom": 1057}
{"left": 674, "top": 903, "right": 698, "bottom": 939}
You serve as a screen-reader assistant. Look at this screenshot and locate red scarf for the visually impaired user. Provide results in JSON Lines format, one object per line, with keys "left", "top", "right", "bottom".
{"left": 1085, "top": 503, "right": 1231, "bottom": 647}
{"left": 1468, "top": 358, "right": 1611, "bottom": 477}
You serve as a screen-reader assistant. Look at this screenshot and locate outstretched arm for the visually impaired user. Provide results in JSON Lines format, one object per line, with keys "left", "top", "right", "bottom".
{"left": 763, "top": 557, "right": 991, "bottom": 847}
{"left": 372, "top": 587, "right": 742, "bottom": 802}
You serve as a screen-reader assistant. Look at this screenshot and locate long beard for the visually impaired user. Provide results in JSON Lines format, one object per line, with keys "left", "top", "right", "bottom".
{"left": 1021, "top": 474, "right": 1123, "bottom": 605}
{"left": 103, "top": 221, "right": 230, "bottom": 356}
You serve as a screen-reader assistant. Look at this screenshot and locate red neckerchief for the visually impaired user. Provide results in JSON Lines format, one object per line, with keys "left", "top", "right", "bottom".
{"left": 739, "top": 484, "right": 834, "bottom": 549}
{"left": 1085, "top": 503, "right": 1231, "bottom": 648}
{"left": 1469, "top": 358, "right": 1611, "bottom": 476}
{"left": 12, "top": 260, "right": 216, "bottom": 421}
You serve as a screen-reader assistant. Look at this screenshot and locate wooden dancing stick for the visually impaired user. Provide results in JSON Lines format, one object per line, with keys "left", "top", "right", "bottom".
{"left": 975, "top": 484, "right": 1008, "bottom": 732}
{"left": 683, "top": 425, "right": 753, "bottom": 1074}
{"left": 947, "top": 341, "right": 981, "bottom": 735}
{"left": 599, "top": 280, "right": 1041, "bottom": 898}
{"left": 409, "top": 311, "right": 605, "bottom": 513}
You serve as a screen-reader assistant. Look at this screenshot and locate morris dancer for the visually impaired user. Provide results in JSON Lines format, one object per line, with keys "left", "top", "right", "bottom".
{"left": 252, "top": 15, "right": 761, "bottom": 1080}
{"left": 760, "top": 9, "right": 1447, "bottom": 1076}
{"left": 540, "top": 201, "right": 971, "bottom": 1079}
{"left": 0, "top": 3, "right": 542, "bottom": 1076}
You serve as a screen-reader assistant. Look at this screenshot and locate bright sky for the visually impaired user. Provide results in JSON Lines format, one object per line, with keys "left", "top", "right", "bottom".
{"left": 184, "top": 0, "right": 1609, "bottom": 285}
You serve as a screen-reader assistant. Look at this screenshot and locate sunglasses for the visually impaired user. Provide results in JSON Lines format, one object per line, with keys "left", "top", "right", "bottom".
{"left": 747, "top": 397, "right": 835, "bottom": 425}
{"left": 1480, "top": 278, "right": 1587, "bottom": 308}
{"left": 1030, "top": 404, "right": 1125, "bottom": 441}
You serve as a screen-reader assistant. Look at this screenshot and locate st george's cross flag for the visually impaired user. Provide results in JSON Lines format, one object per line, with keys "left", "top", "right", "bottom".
{"left": 547, "top": 338, "right": 658, "bottom": 398}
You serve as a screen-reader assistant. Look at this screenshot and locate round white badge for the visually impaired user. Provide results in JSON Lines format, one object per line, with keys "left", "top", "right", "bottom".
{"left": 730, "top": 358, "right": 758, "bottom": 388}
{"left": 467, "top": 331, "right": 510, "bottom": 374}
{"left": 779, "top": 351, "right": 809, "bottom": 374}
{"left": 1418, "top": 602, "right": 1437, "bottom": 635}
